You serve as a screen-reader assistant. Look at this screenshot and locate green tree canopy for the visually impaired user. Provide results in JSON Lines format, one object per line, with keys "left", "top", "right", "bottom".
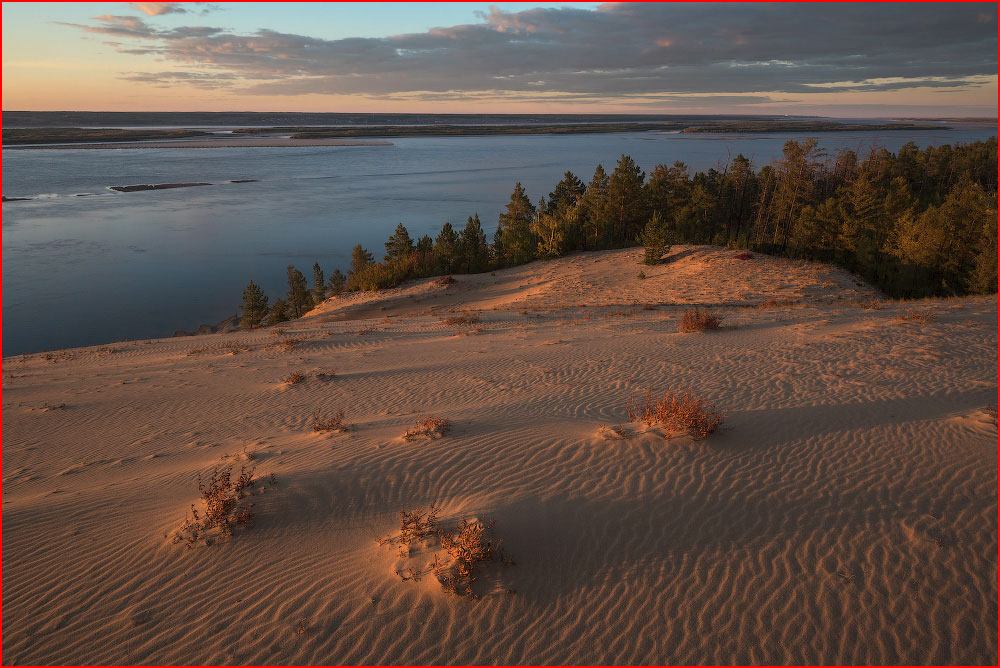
{"left": 240, "top": 280, "right": 269, "bottom": 329}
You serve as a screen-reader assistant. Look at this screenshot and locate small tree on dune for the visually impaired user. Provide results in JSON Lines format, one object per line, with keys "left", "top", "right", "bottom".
{"left": 312, "top": 262, "right": 326, "bottom": 302}
{"left": 460, "top": 213, "right": 490, "bottom": 273}
{"left": 240, "top": 279, "right": 269, "bottom": 330}
{"left": 640, "top": 211, "right": 672, "bottom": 265}
{"left": 267, "top": 298, "right": 290, "bottom": 325}
{"left": 286, "top": 265, "right": 313, "bottom": 318}
{"left": 328, "top": 268, "right": 346, "bottom": 295}
{"left": 384, "top": 223, "right": 415, "bottom": 263}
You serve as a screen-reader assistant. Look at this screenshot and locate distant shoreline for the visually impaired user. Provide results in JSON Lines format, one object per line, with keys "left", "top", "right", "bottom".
{"left": 5, "top": 138, "right": 395, "bottom": 150}
{"left": 2, "top": 118, "right": 947, "bottom": 149}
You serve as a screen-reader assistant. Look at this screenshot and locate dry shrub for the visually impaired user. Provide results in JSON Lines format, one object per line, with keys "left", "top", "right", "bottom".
{"left": 604, "top": 309, "right": 636, "bottom": 318}
{"left": 277, "top": 337, "right": 304, "bottom": 351}
{"left": 435, "top": 275, "right": 457, "bottom": 286}
{"left": 175, "top": 464, "right": 256, "bottom": 547}
{"left": 283, "top": 371, "right": 306, "bottom": 385}
{"left": 378, "top": 507, "right": 511, "bottom": 599}
{"left": 442, "top": 311, "right": 479, "bottom": 326}
{"left": 314, "top": 369, "right": 336, "bottom": 381}
{"left": 403, "top": 416, "right": 451, "bottom": 441}
{"left": 677, "top": 308, "right": 722, "bottom": 332}
{"left": 757, "top": 297, "right": 796, "bottom": 309}
{"left": 312, "top": 410, "right": 348, "bottom": 432}
{"left": 435, "top": 519, "right": 503, "bottom": 598}
{"left": 859, "top": 299, "right": 884, "bottom": 310}
{"left": 732, "top": 251, "right": 754, "bottom": 260}
{"left": 896, "top": 310, "right": 934, "bottom": 323}
{"left": 627, "top": 390, "right": 724, "bottom": 440}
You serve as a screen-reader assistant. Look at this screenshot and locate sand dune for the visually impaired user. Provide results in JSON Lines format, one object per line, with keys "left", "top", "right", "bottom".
{"left": 2, "top": 246, "right": 996, "bottom": 664}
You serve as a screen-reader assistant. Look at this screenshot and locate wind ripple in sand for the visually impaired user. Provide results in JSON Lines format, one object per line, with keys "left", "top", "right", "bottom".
{"left": 2, "top": 247, "right": 995, "bottom": 664}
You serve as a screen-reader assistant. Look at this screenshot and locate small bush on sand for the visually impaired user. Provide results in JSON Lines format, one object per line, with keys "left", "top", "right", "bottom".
{"left": 442, "top": 311, "right": 479, "bottom": 326}
{"left": 378, "top": 507, "right": 511, "bottom": 599}
{"left": 757, "top": 297, "right": 796, "bottom": 309}
{"left": 314, "top": 369, "right": 336, "bottom": 381}
{"left": 677, "top": 308, "right": 722, "bottom": 332}
{"left": 284, "top": 371, "right": 306, "bottom": 385}
{"left": 627, "top": 390, "right": 724, "bottom": 440}
{"left": 733, "top": 251, "right": 754, "bottom": 260}
{"left": 435, "top": 275, "right": 456, "bottom": 286}
{"left": 312, "top": 410, "right": 348, "bottom": 432}
{"left": 278, "top": 337, "right": 305, "bottom": 351}
{"left": 637, "top": 270, "right": 647, "bottom": 280}
{"left": 403, "top": 416, "right": 451, "bottom": 441}
{"left": 175, "top": 465, "right": 256, "bottom": 547}
{"left": 896, "top": 310, "right": 934, "bottom": 323}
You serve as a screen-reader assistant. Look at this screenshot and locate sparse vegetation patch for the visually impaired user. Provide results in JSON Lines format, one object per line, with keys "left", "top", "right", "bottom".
{"left": 378, "top": 507, "right": 512, "bottom": 599}
{"left": 627, "top": 390, "right": 724, "bottom": 440}
{"left": 403, "top": 416, "right": 451, "bottom": 441}
{"left": 678, "top": 308, "right": 722, "bottom": 332}
{"left": 312, "top": 410, "right": 349, "bottom": 432}
{"left": 174, "top": 464, "right": 257, "bottom": 547}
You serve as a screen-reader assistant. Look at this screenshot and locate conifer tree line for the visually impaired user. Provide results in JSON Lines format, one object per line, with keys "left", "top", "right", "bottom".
{"left": 242, "top": 138, "right": 997, "bottom": 328}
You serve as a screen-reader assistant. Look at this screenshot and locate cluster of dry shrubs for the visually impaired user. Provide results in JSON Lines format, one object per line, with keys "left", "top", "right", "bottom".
{"left": 627, "top": 390, "right": 724, "bottom": 440}
{"left": 403, "top": 416, "right": 451, "bottom": 441}
{"left": 757, "top": 297, "right": 797, "bottom": 309}
{"left": 677, "top": 308, "right": 722, "bottom": 332}
{"left": 378, "top": 507, "right": 512, "bottom": 599}
{"left": 284, "top": 369, "right": 336, "bottom": 385}
{"left": 441, "top": 311, "right": 479, "bottom": 326}
{"left": 896, "top": 310, "right": 934, "bottom": 323}
{"left": 175, "top": 465, "right": 257, "bottom": 548}
{"left": 312, "top": 410, "right": 349, "bottom": 432}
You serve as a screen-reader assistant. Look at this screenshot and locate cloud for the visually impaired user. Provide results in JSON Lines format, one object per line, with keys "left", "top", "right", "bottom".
{"left": 128, "top": 3, "right": 187, "bottom": 16}
{"left": 65, "top": 3, "right": 997, "bottom": 105}
{"left": 119, "top": 70, "right": 238, "bottom": 89}
{"left": 126, "top": 3, "right": 220, "bottom": 17}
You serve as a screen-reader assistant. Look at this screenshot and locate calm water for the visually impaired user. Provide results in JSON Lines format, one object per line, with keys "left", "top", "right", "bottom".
{"left": 2, "top": 126, "right": 995, "bottom": 354}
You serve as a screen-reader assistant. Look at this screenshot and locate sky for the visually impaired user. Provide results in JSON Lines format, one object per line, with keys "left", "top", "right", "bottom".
{"left": 2, "top": 2, "right": 997, "bottom": 117}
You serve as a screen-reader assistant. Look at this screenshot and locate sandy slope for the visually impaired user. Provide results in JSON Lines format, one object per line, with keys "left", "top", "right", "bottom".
{"left": 2, "top": 246, "right": 996, "bottom": 665}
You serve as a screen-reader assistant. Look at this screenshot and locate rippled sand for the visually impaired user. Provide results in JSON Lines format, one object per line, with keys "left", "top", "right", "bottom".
{"left": 3, "top": 246, "right": 996, "bottom": 664}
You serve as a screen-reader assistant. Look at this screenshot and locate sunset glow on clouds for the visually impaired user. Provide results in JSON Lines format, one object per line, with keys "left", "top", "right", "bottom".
{"left": 2, "top": 2, "right": 996, "bottom": 115}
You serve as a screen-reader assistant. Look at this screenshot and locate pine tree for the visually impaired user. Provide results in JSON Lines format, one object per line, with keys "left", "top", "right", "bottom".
{"left": 434, "top": 222, "right": 460, "bottom": 273}
{"left": 327, "top": 268, "right": 346, "bottom": 295}
{"left": 384, "top": 223, "right": 414, "bottom": 263}
{"left": 497, "top": 182, "right": 537, "bottom": 266}
{"left": 547, "top": 171, "right": 586, "bottom": 214}
{"left": 581, "top": 164, "right": 610, "bottom": 249}
{"left": 312, "top": 262, "right": 326, "bottom": 302}
{"left": 349, "top": 244, "right": 374, "bottom": 277}
{"left": 639, "top": 211, "right": 671, "bottom": 265}
{"left": 415, "top": 234, "right": 435, "bottom": 275}
{"left": 459, "top": 213, "right": 489, "bottom": 273}
{"left": 286, "top": 265, "right": 313, "bottom": 318}
{"left": 608, "top": 154, "right": 646, "bottom": 244}
{"left": 240, "top": 280, "right": 269, "bottom": 330}
{"left": 267, "top": 299, "right": 290, "bottom": 325}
